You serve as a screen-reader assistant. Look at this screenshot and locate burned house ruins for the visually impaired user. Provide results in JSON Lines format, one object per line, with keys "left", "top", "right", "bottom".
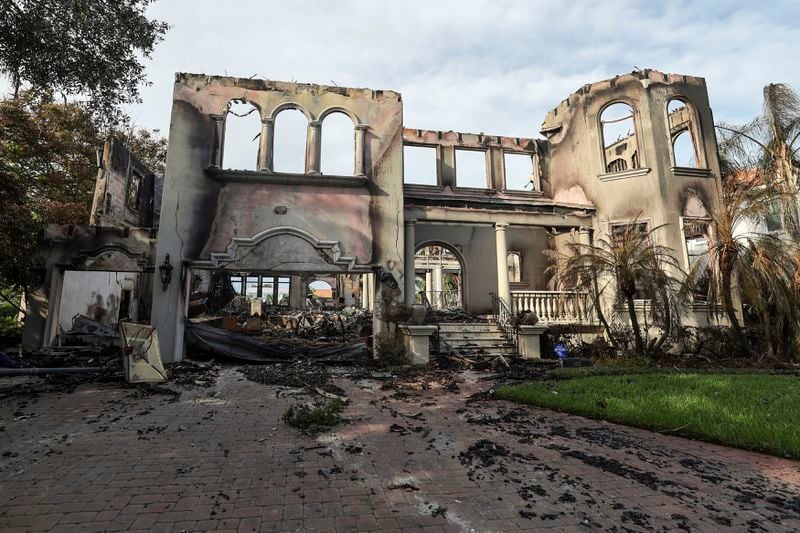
{"left": 22, "top": 69, "right": 725, "bottom": 362}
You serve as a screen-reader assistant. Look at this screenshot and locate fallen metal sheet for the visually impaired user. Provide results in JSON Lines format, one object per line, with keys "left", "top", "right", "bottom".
{"left": 120, "top": 322, "right": 167, "bottom": 384}
{"left": 185, "top": 323, "right": 369, "bottom": 363}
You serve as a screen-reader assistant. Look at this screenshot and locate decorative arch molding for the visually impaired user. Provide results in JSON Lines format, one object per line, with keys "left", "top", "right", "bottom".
{"left": 268, "top": 102, "right": 314, "bottom": 121}
{"left": 197, "top": 226, "right": 371, "bottom": 272}
{"left": 318, "top": 106, "right": 361, "bottom": 126}
{"left": 70, "top": 243, "right": 152, "bottom": 272}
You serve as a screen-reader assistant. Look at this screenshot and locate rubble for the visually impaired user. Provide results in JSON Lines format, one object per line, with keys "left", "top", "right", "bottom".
{"left": 185, "top": 322, "right": 370, "bottom": 363}
{"left": 57, "top": 315, "right": 120, "bottom": 347}
{"left": 165, "top": 360, "right": 219, "bottom": 388}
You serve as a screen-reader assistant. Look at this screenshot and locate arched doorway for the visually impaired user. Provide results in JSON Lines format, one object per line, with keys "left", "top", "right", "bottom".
{"left": 308, "top": 278, "right": 335, "bottom": 308}
{"left": 414, "top": 243, "right": 464, "bottom": 310}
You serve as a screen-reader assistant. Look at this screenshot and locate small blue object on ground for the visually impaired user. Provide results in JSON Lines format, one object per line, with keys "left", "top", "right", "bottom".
{"left": 554, "top": 343, "right": 568, "bottom": 360}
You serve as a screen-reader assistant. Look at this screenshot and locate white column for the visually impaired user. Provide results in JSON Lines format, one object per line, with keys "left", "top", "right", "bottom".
{"left": 367, "top": 274, "right": 375, "bottom": 311}
{"left": 355, "top": 124, "right": 368, "bottom": 176}
{"left": 361, "top": 273, "right": 375, "bottom": 311}
{"left": 306, "top": 120, "right": 322, "bottom": 174}
{"left": 404, "top": 220, "right": 416, "bottom": 305}
{"left": 361, "top": 274, "right": 369, "bottom": 309}
{"left": 210, "top": 114, "right": 225, "bottom": 168}
{"left": 495, "top": 223, "right": 511, "bottom": 307}
{"left": 432, "top": 265, "right": 443, "bottom": 308}
{"left": 258, "top": 117, "right": 274, "bottom": 171}
{"left": 425, "top": 271, "right": 432, "bottom": 307}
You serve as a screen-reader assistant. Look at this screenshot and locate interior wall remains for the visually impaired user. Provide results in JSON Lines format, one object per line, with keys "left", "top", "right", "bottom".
{"left": 57, "top": 271, "right": 142, "bottom": 331}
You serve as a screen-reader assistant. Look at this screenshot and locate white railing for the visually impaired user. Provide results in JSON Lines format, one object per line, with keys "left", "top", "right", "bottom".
{"left": 511, "top": 290, "right": 597, "bottom": 324}
{"left": 415, "top": 290, "right": 462, "bottom": 310}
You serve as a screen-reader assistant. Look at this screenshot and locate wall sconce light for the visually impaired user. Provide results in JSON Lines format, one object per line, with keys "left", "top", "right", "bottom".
{"left": 159, "top": 254, "right": 173, "bottom": 292}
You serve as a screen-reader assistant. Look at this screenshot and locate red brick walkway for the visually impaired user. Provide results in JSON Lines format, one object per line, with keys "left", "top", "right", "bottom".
{"left": 1, "top": 368, "right": 799, "bottom": 532}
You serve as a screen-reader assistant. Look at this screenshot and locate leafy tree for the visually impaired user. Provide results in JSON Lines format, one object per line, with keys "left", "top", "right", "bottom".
{"left": 0, "top": 0, "right": 169, "bottom": 125}
{"left": 547, "top": 219, "right": 686, "bottom": 355}
{"left": 0, "top": 91, "right": 166, "bottom": 300}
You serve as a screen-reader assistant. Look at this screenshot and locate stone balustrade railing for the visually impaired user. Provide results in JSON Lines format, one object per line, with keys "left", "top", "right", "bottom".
{"left": 510, "top": 290, "right": 597, "bottom": 324}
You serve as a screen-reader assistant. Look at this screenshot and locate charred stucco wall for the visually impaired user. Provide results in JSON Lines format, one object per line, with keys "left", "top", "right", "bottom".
{"left": 90, "top": 137, "right": 158, "bottom": 228}
{"left": 153, "top": 74, "right": 405, "bottom": 362}
{"left": 540, "top": 70, "right": 723, "bottom": 267}
{"left": 22, "top": 225, "right": 157, "bottom": 349}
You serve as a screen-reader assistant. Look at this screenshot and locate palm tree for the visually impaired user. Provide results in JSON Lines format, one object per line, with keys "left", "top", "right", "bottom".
{"left": 547, "top": 219, "right": 686, "bottom": 355}
{"left": 717, "top": 83, "right": 800, "bottom": 238}
{"left": 686, "top": 171, "right": 800, "bottom": 360}
{"left": 712, "top": 83, "right": 800, "bottom": 360}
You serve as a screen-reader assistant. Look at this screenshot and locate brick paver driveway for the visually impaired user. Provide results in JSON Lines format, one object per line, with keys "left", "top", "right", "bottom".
{"left": 1, "top": 366, "right": 799, "bottom": 532}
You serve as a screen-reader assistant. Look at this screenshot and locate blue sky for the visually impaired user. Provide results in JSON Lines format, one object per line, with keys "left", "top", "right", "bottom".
{"left": 125, "top": 0, "right": 799, "bottom": 157}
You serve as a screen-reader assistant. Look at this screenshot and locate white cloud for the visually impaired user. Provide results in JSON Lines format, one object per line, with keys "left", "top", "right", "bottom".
{"left": 115, "top": 0, "right": 800, "bottom": 139}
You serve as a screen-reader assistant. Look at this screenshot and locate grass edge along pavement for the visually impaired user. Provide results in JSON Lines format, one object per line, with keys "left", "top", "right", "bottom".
{"left": 494, "top": 372, "right": 800, "bottom": 459}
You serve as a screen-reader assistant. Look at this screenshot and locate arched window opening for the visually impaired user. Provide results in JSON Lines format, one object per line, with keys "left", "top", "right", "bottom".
{"left": 307, "top": 279, "right": 334, "bottom": 308}
{"left": 223, "top": 100, "right": 261, "bottom": 170}
{"left": 668, "top": 99, "right": 700, "bottom": 168}
{"left": 321, "top": 112, "right": 355, "bottom": 175}
{"left": 672, "top": 130, "right": 696, "bottom": 168}
{"left": 414, "top": 244, "right": 463, "bottom": 310}
{"left": 273, "top": 108, "right": 308, "bottom": 173}
{"left": 600, "top": 103, "right": 639, "bottom": 173}
{"left": 507, "top": 251, "right": 522, "bottom": 283}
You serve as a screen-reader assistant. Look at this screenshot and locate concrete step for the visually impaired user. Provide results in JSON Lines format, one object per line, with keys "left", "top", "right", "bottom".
{"left": 439, "top": 330, "right": 507, "bottom": 340}
{"left": 440, "top": 337, "right": 511, "bottom": 348}
{"left": 437, "top": 323, "right": 502, "bottom": 333}
{"left": 448, "top": 346, "right": 516, "bottom": 356}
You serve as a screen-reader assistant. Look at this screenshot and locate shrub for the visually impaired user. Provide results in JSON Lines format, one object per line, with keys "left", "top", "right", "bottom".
{"left": 0, "top": 289, "right": 21, "bottom": 336}
{"left": 541, "top": 325, "right": 616, "bottom": 360}
{"left": 541, "top": 325, "right": 582, "bottom": 359}
{"left": 679, "top": 326, "right": 764, "bottom": 359}
{"left": 282, "top": 399, "right": 344, "bottom": 432}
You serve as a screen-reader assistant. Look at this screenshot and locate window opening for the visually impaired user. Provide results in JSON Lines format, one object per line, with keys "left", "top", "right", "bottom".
{"left": 601, "top": 103, "right": 639, "bottom": 173}
{"left": 403, "top": 145, "right": 437, "bottom": 185}
{"left": 455, "top": 149, "right": 488, "bottom": 188}
{"left": 504, "top": 153, "right": 535, "bottom": 191}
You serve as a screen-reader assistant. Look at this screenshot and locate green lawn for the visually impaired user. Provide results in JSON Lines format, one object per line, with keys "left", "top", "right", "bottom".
{"left": 494, "top": 373, "right": 800, "bottom": 459}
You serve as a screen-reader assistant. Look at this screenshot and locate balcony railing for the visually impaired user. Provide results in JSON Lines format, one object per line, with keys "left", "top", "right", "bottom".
{"left": 414, "top": 290, "right": 462, "bottom": 310}
{"left": 510, "top": 290, "right": 597, "bottom": 325}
